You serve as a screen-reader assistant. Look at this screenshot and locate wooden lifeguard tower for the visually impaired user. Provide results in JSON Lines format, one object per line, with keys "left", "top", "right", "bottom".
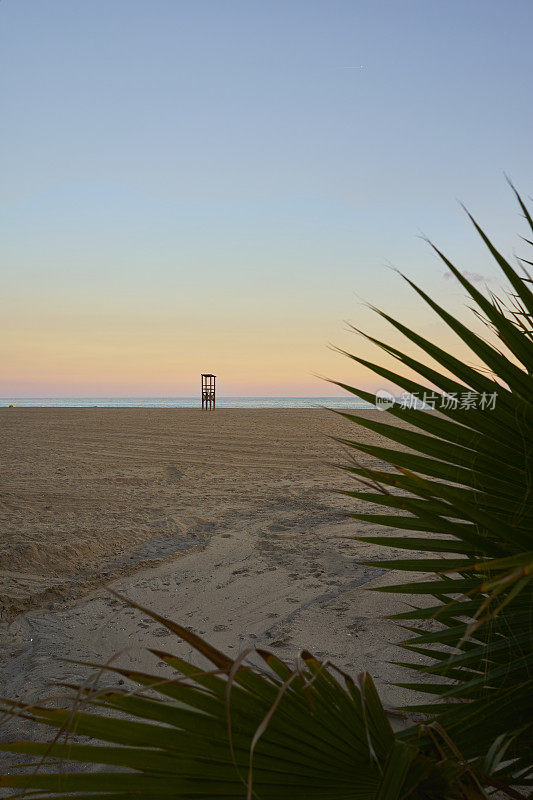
{"left": 201, "top": 374, "right": 216, "bottom": 409}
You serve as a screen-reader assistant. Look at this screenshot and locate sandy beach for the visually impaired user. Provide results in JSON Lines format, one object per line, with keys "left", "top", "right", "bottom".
{"left": 0, "top": 408, "right": 430, "bottom": 759}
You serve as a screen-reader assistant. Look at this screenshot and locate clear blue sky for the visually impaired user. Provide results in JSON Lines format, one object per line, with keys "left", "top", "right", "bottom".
{"left": 2, "top": 0, "right": 532, "bottom": 396}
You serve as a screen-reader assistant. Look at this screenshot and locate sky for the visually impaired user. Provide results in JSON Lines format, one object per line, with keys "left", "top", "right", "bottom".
{"left": 1, "top": 0, "right": 532, "bottom": 397}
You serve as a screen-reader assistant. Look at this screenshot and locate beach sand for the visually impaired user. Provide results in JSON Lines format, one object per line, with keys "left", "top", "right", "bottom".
{"left": 0, "top": 408, "right": 433, "bottom": 760}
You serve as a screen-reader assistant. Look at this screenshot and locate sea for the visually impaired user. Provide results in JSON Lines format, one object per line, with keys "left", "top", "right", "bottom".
{"left": 0, "top": 396, "right": 375, "bottom": 409}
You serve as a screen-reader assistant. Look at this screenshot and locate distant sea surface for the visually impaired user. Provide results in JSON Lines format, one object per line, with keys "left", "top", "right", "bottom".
{"left": 1, "top": 396, "right": 374, "bottom": 409}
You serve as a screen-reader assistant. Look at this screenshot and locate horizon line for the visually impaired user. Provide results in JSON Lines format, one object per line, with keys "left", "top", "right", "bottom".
{"left": 1, "top": 394, "right": 357, "bottom": 400}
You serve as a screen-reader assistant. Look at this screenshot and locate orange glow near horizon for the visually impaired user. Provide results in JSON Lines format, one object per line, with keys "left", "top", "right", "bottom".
{"left": 2, "top": 282, "right": 478, "bottom": 398}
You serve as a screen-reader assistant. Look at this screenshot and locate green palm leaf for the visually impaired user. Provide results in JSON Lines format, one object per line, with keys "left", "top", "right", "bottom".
{"left": 0, "top": 605, "right": 477, "bottom": 800}
{"left": 336, "top": 187, "right": 533, "bottom": 786}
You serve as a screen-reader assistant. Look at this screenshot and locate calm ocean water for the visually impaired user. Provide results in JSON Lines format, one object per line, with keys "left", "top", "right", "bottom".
{"left": 1, "top": 396, "right": 375, "bottom": 409}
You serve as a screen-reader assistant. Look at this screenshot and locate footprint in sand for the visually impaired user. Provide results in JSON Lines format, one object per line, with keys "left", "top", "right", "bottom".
{"left": 270, "top": 638, "right": 291, "bottom": 648}
{"left": 165, "top": 466, "right": 183, "bottom": 481}
{"left": 152, "top": 627, "right": 171, "bottom": 637}
{"left": 347, "top": 619, "right": 368, "bottom": 634}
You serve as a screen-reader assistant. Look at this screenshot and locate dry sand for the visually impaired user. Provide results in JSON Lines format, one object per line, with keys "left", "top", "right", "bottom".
{"left": 0, "top": 408, "right": 434, "bottom": 762}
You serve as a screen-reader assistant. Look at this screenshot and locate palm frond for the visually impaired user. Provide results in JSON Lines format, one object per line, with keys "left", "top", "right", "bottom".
{"left": 337, "top": 189, "right": 533, "bottom": 783}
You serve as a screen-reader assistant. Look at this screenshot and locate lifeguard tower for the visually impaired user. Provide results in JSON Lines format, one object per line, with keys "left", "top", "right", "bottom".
{"left": 201, "top": 374, "right": 216, "bottom": 409}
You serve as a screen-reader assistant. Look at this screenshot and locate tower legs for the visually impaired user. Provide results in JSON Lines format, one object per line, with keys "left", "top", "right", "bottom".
{"left": 201, "top": 375, "right": 216, "bottom": 410}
